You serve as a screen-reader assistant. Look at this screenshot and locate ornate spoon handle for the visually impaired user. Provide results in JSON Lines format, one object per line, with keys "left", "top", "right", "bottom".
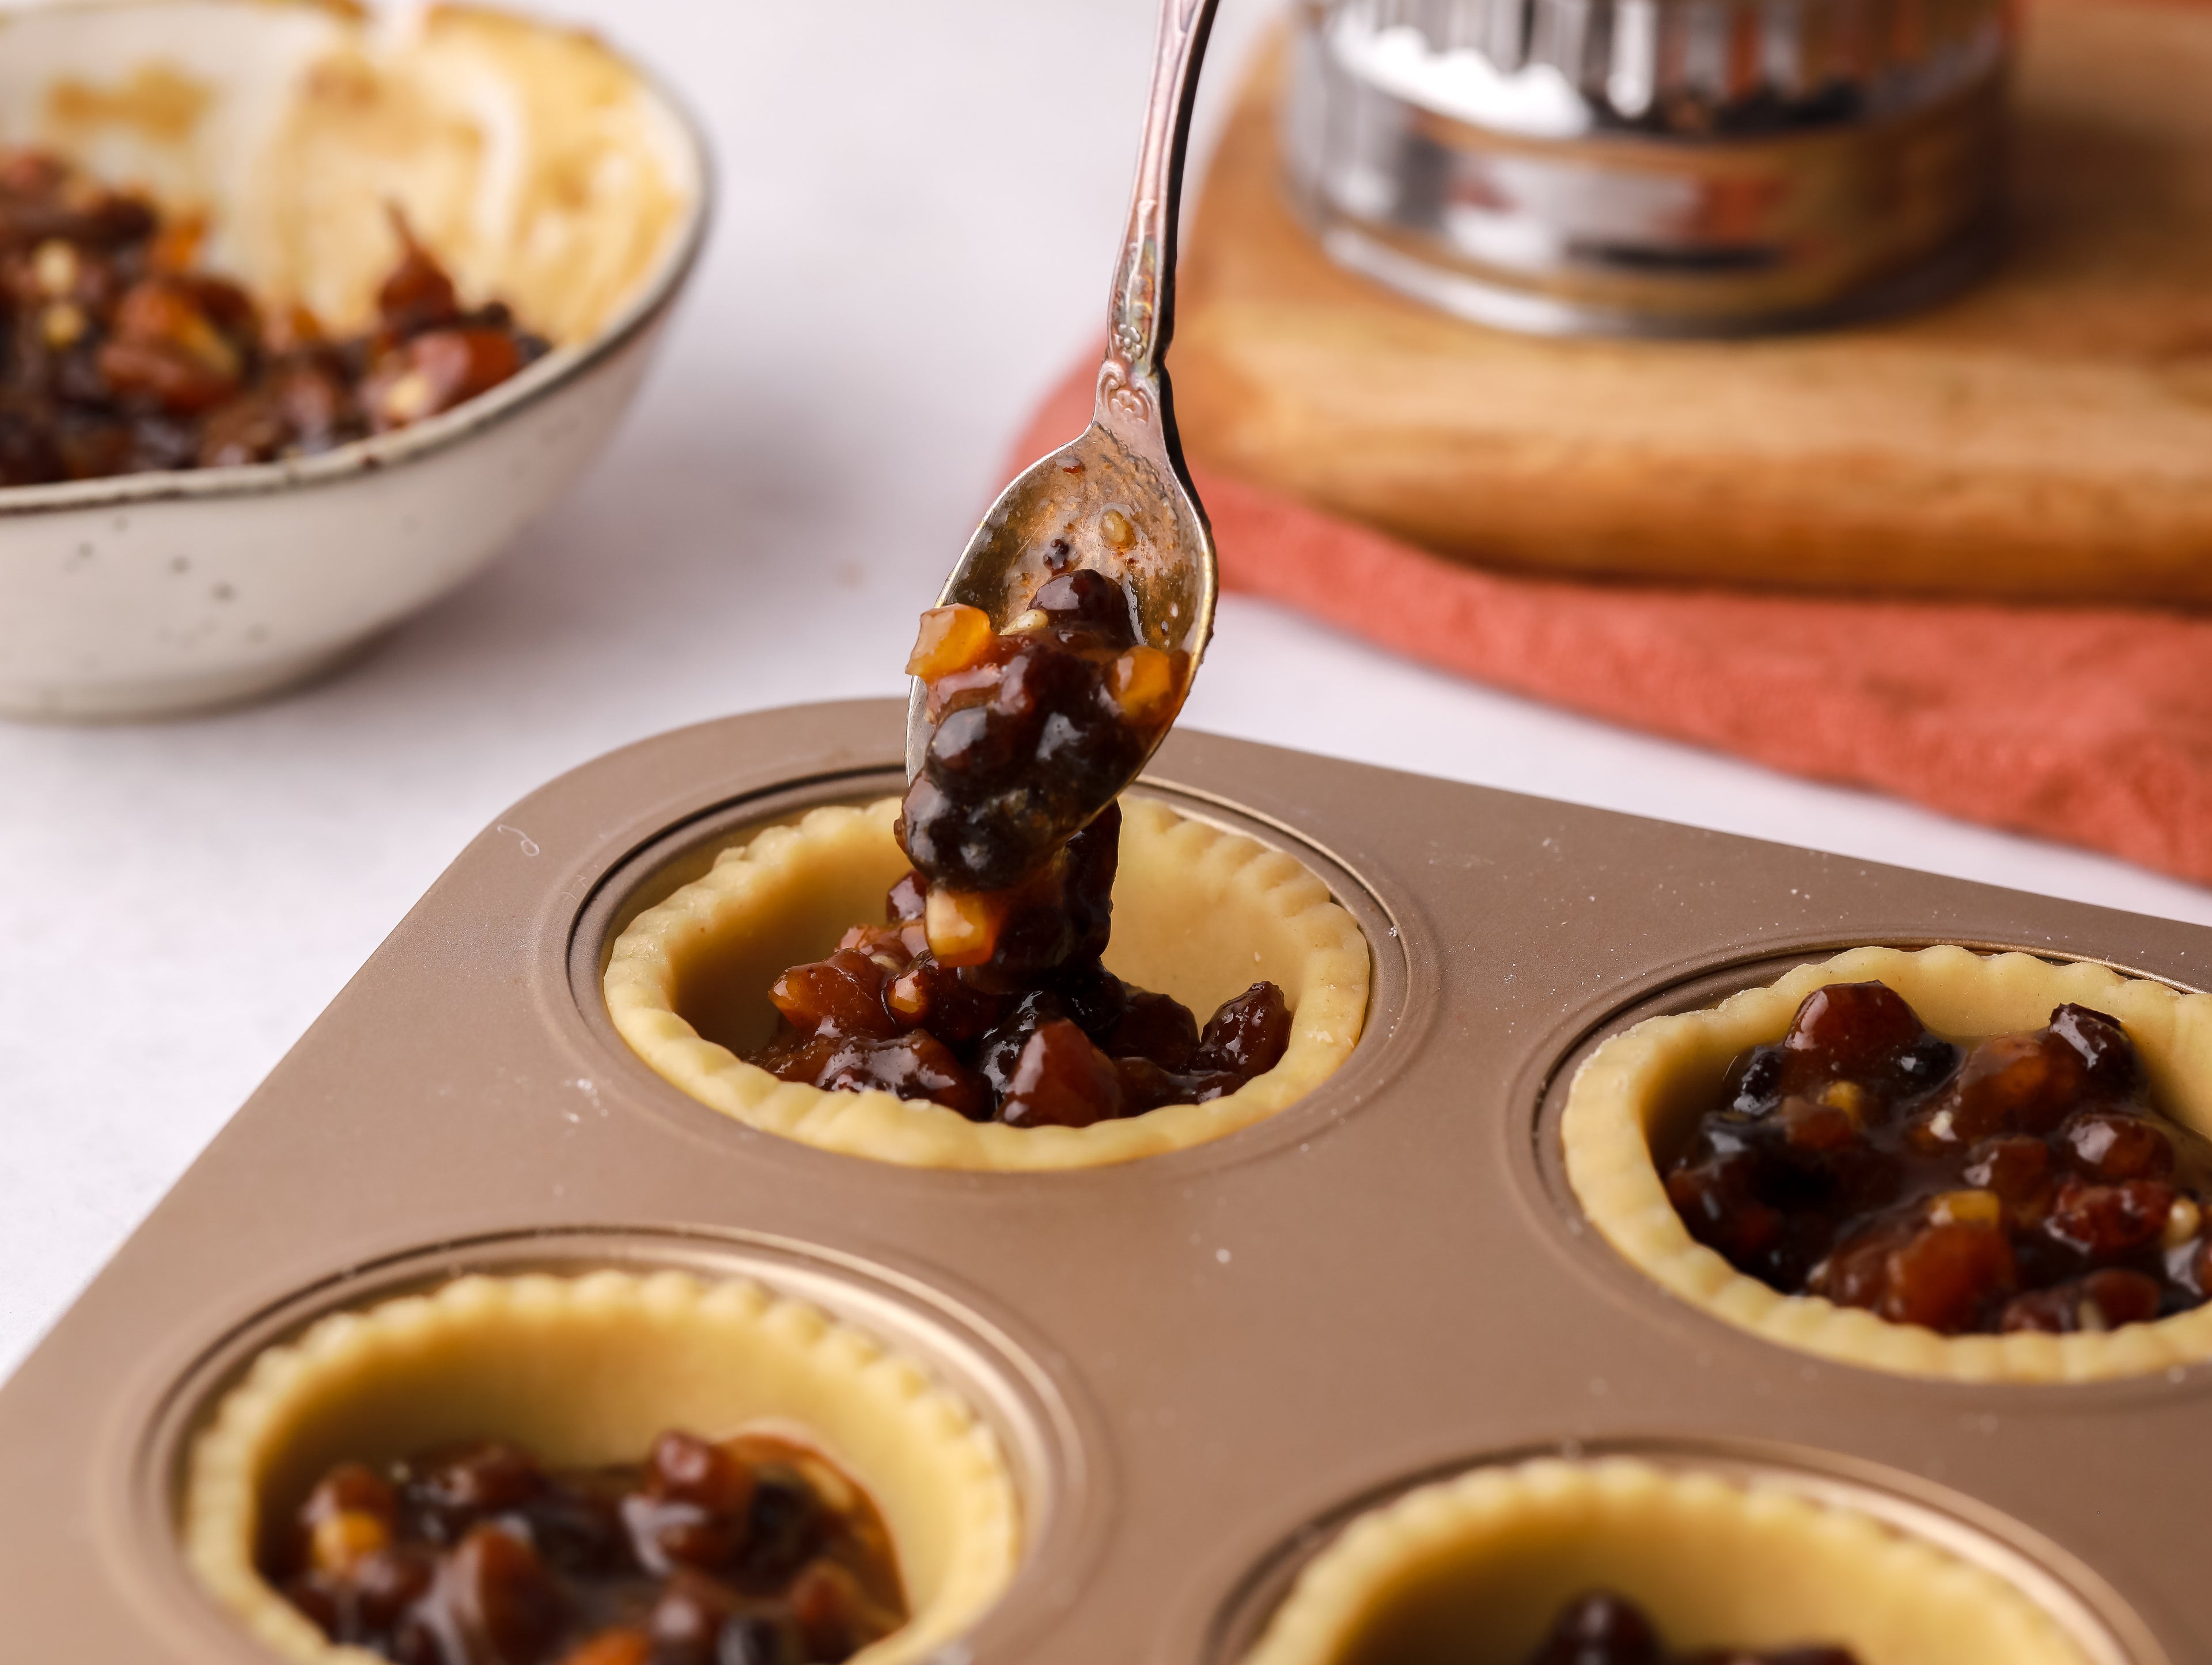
{"left": 1099, "top": 0, "right": 1220, "bottom": 453}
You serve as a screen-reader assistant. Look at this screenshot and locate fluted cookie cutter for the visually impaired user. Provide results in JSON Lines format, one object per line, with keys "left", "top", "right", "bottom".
{"left": 1282, "top": 0, "right": 2011, "bottom": 333}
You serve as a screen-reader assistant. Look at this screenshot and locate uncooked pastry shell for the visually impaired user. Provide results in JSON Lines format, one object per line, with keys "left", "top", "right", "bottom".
{"left": 183, "top": 1270, "right": 1020, "bottom": 1665}
{"left": 1564, "top": 944, "right": 2212, "bottom": 1383}
{"left": 604, "top": 796, "right": 1372, "bottom": 1171}
{"left": 1241, "top": 1455, "right": 2087, "bottom": 1665}
{"left": 241, "top": 7, "right": 693, "bottom": 345}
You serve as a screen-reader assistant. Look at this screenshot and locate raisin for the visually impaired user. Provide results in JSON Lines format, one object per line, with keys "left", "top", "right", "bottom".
{"left": 991, "top": 634, "right": 1093, "bottom": 726}
{"left": 2044, "top": 1176, "right": 2175, "bottom": 1259}
{"left": 1525, "top": 1591, "right": 1861, "bottom": 1664}
{"left": 839, "top": 1032, "right": 991, "bottom": 1116}
{"left": 740, "top": 1467, "right": 824, "bottom": 1585}
{"left": 896, "top": 774, "right": 1043, "bottom": 894}
{"left": 1813, "top": 1216, "right": 2016, "bottom": 1335}
{"left": 403, "top": 1441, "right": 544, "bottom": 1543}
{"left": 974, "top": 991, "right": 1061, "bottom": 1100}
{"left": 44, "top": 410, "right": 124, "bottom": 480}
{"left": 363, "top": 326, "right": 523, "bottom": 430}
{"left": 197, "top": 390, "right": 292, "bottom": 466}
{"left": 2058, "top": 1109, "right": 2173, "bottom": 1182}
{"left": 883, "top": 957, "right": 1008, "bottom": 1046}
{"left": 377, "top": 215, "right": 463, "bottom": 334}
{"left": 349, "top": 1544, "right": 437, "bottom": 1633}
{"left": 281, "top": 1571, "right": 343, "bottom": 1641}
{"left": 786, "top": 1557, "right": 892, "bottom": 1661}
{"left": 1525, "top": 1589, "right": 1663, "bottom": 1665}
{"left": 128, "top": 410, "right": 203, "bottom": 472}
{"left": 444, "top": 1524, "right": 566, "bottom": 1665}
{"left": 645, "top": 1433, "right": 751, "bottom": 1516}
{"left": 999, "top": 1019, "right": 1127, "bottom": 1129}
{"left": 952, "top": 804, "right": 1119, "bottom": 985}
{"left": 620, "top": 1432, "right": 756, "bottom": 1574}
{"left": 767, "top": 950, "right": 896, "bottom": 1040}
{"left": 1961, "top": 1136, "right": 2052, "bottom": 1208}
{"left": 1196, "top": 983, "right": 1293, "bottom": 1080}
{"left": 1892, "top": 1034, "right": 1961, "bottom": 1092}
{"left": 1999, "top": 1269, "right": 2164, "bottom": 1334}
{"left": 1031, "top": 567, "right": 1139, "bottom": 646}
{"left": 1944, "top": 1031, "right": 2088, "bottom": 1140}
{"left": 96, "top": 332, "right": 240, "bottom": 413}
{"left": 1807, "top": 1213, "right": 1914, "bottom": 1312}
{"left": 1101, "top": 987, "right": 1200, "bottom": 1071}
{"left": 2050, "top": 1002, "right": 2140, "bottom": 1093}
{"left": 1719, "top": 1045, "right": 1786, "bottom": 1116}
{"left": 391, "top": 1617, "right": 444, "bottom": 1665}
{"left": 1050, "top": 958, "right": 1132, "bottom": 1038}
{"left": 180, "top": 272, "right": 257, "bottom": 339}
{"left": 1113, "top": 1055, "right": 1245, "bottom": 1113}
{"left": 647, "top": 1568, "right": 746, "bottom": 1665}
{"left": 1667, "top": 1157, "right": 1784, "bottom": 1267}
{"left": 887, "top": 871, "right": 929, "bottom": 922}
{"left": 274, "top": 354, "right": 355, "bottom": 449}
{"left": 520, "top": 1478, "right": 630, "bottom": 1579}
{"left": 1881, "top": 1220, "right": 2017, "bottom": 1333}
{"left": 717, "top": 1613, "right": 802, "bottom": 1665}
{"left": 923, "top": 701, "right": 1025, "bottom": 785}
{"left": 1781, "top": 982, "right": 1925, "bottom": 1082}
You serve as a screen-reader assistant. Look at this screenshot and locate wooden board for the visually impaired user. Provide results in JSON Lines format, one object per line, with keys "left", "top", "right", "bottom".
{"left": 1172, "top": 0, "right": 2212, "bottom": 606}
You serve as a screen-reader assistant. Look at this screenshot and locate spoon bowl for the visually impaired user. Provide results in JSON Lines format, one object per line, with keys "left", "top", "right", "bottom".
{"left": 906, "top": 0, "right": 1220, "bottom": 782}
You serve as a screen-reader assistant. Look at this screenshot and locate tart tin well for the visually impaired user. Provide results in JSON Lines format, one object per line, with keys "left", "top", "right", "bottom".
{"left": 604, "top": 795, "right": 1373, "bottom": 1170}
{"left": 2, "top": 700, "right": 2210, "bottom": 1664}
{"left": 1227, "top": 1449, "right": 2123, "bottom": 1665}
{"left": 183, "top": 1269, "right": 1018, "bottom": 1665}
{"left": 1560, "top": 946, "right": 2212, "bottom": 1384}
{"left": 145, "top": 1227, "right": 1080, "bottom": 1665}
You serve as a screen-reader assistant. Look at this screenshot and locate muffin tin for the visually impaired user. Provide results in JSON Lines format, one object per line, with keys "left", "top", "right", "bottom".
{"left": 3, "top": 695, "right": 2209, "bottom": 1663}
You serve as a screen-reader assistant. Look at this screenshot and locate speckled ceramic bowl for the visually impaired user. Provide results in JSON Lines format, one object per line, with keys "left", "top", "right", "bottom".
{"left": 0, "top": 0, "right": 711, "bottom": 720}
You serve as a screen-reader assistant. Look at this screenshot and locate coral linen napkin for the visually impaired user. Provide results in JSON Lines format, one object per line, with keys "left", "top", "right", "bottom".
{"left": 1011, "top": 362, "right": 2212, "bottom": 887}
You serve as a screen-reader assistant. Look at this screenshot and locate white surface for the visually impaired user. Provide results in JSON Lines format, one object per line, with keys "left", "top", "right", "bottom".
{"left": 3, "top": 0, "right": 2209, "bottom": 1383}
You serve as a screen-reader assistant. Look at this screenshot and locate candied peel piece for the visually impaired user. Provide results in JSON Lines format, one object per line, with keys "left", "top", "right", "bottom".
{"left": 906, "top": 604, "right": 995, "bottom": 680}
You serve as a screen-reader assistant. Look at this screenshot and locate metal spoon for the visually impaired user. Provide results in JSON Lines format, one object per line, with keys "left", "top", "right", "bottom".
{"left": 905, "top": 0, "right": 1221, "bottom": 781}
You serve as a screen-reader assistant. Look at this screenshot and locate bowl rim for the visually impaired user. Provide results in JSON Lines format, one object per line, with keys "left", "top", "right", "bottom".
{"left": 0, "top": 0, "right": 717, "bottom": 522}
